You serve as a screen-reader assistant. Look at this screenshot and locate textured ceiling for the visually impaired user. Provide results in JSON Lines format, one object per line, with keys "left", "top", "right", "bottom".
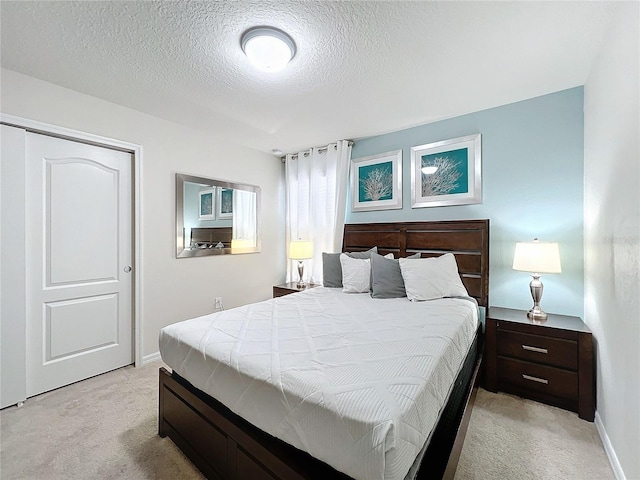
{"left": 1, "top": 1, "right": 617, "bottom": 154}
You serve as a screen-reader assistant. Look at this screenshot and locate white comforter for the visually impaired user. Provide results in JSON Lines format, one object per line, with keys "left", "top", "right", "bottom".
{"left": 159, "top": 287, "right": 478, "bottom": 480}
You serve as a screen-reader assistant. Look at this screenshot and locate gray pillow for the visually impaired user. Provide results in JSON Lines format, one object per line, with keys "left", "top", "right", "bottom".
{"left": 322, "top": 247, "right": 378, "bottom": 287}
{"left": 370, "top": 252, "right": 421, "bottom": 298}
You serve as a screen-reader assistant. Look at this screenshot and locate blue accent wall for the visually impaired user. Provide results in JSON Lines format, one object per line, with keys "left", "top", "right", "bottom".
{"left": 184, "top": 181, "right": 232, "bottom": 228}
{"left": 348, "top": 88, "right": 584, "bottom": 317}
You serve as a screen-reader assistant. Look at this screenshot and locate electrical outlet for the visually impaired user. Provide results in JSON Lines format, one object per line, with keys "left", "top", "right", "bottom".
{"left": 214, "top": 297, "right": 223, "bottom": 311}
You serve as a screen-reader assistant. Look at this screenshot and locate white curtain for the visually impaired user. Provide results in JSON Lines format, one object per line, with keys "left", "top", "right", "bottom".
{"left": 232, "top": 189, "right": 257, "bottom": 245}
{"left": 285, "top": 140, "right": 352, "bottom": 284}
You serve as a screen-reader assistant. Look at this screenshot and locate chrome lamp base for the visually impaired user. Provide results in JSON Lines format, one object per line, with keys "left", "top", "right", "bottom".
{"left": 527, "top": 306, "right": 548, "bottom": 322}
{"left": 527, "top": 274, "right": 548, "bottom": 323}
{"left": 296, "top": 260, "right": 306, "bottom": 289}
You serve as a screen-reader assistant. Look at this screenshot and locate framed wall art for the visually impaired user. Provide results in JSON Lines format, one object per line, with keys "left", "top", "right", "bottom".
{"left": 350, "top": 149, "right": 402, "bottom": 212}
{"left": 198, "top": 188, "right": 216, "bottom": 220}
{"left": 217, "top": 187, "right": 233, "bottom": 219}
{"left": 410, "top": 134, "right": 482, "bottom": 208}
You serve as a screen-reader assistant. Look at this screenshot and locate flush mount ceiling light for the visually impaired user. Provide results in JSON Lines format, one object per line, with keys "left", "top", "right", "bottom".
{"left": 241, "top": 26, "right": 296, "bottom": 73}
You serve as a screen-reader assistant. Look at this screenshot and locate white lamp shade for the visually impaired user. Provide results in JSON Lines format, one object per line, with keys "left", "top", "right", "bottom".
{"left": 513, "top": 241, "right": 562, "bottom": 274}
{"left": 289, "top": 241, "right": 313, "bottom": 260}
{"left": 231, "top": 238, "right": 254, "bottom": 248}
{"left": 231, "top": 238, "right": 255, "bottom": 253}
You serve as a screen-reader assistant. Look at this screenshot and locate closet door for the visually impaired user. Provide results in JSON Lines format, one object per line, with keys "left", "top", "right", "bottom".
{"left": 25, "top": 133, "right": 134, "bottom": 397}
{"left": 1, "top": 124, "right": 27, "bottom": 408}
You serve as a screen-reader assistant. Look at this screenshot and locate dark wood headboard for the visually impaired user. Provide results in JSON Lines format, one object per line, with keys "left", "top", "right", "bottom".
{"left": 191, "top": 227, "right": 232, "bottom": 248}
{"left": 343, "top": 220, "right": 490, "bottom": 307}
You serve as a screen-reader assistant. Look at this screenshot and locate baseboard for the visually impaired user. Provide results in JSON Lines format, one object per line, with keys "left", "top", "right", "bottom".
{"left": 142, "top": 351, "right": 162, "bottom": 365}
{"left": 595, "top": 411, "right": 626, "bottom": 480}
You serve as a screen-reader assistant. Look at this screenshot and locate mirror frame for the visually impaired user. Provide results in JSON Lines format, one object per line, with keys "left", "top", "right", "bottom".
{"left": 176, "top": 173, "right": 261, "bottom": 258}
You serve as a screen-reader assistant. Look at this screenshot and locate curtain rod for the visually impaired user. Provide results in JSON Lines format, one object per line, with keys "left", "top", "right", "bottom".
{"left": 280, "top": 140, "right": 354, "bottom": 162}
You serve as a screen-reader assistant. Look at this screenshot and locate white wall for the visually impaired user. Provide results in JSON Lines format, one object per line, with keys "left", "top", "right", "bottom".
{"left": 584, "top": 3, "right": 640, "bottom": 479}
{"left": 0, "top": 68, "right": 286, "bottom": 360}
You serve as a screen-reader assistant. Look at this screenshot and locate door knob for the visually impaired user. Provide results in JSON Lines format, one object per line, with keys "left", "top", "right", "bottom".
{"left": 123, "top": 266, "right": 132, "bottom": 273}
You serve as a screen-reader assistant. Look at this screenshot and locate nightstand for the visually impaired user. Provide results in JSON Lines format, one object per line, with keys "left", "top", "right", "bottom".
{"left": 485, "top": 306, "right": 595, "bottom": 421}
{"left": 272, "top": 282, "right": 320, "bottom": 298}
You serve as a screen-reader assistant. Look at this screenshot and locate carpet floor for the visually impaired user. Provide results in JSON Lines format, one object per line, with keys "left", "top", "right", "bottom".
{"left": 0, "top": 361, "right": 614, "bottom": 480}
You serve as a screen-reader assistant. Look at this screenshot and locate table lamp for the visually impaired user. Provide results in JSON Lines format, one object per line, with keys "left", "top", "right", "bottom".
{"left": 289, "top": 240, "right": 314, "bottom": 288}
{"left": 512, "top": 239, "right": 561, "bottom": 321}
{"left": 231, "top": 238, "right": 254, "bottom": 253}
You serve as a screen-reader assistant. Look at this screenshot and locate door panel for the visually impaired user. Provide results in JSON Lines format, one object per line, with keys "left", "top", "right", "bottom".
{"left": 26, "top": 133, "right": 133, "bottom": 398}
{"left": 46, "top": 294, "right": 118, "bottom": 361}
{"left": 47, "top": 159, "right": 119, "bottom": 285}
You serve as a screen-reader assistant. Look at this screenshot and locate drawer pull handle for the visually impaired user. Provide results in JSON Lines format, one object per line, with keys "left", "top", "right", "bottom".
{"left": 523, "top": 374, "right": 549, "bottom": 384}
{"left": 522, "top": 344, "right": 548, "bottom": 354}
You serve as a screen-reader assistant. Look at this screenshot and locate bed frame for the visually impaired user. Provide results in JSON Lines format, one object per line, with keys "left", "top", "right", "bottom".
{"left": 159, "top": 219, "right": 490, "bottom": 480}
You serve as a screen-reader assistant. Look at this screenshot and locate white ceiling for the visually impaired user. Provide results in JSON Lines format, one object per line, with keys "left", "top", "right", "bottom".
{"left": 1, "top": 1, "right": 617, "bottom": 154}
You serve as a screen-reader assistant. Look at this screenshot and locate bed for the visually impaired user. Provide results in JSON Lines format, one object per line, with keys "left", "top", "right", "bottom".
{"left": 159, "top": 219, "right": 489, "bottom": 480}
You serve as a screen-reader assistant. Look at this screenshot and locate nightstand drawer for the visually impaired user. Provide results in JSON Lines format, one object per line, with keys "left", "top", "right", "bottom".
{"left": 497, "top": 329, "right": 578, "bottom": 370}
{"left": 498, "top": 357, "right": 578, "bottom": 401}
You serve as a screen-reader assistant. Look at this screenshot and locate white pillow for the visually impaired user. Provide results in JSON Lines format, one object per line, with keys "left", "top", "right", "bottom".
{"left": 399, "top": 253, "right": 469, "bottom": 301}
{"left": 340, "top": 253, "right": 372, "bottom": 293}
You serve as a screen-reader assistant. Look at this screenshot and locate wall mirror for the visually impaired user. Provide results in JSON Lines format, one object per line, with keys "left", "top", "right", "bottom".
{"left": 176, "top": 173, "right": 261, "bottom": 258}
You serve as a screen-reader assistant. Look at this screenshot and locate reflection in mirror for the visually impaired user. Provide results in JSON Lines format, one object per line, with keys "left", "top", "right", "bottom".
{"left": 176, "top": 173, "right": 261, "bottom": 258}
